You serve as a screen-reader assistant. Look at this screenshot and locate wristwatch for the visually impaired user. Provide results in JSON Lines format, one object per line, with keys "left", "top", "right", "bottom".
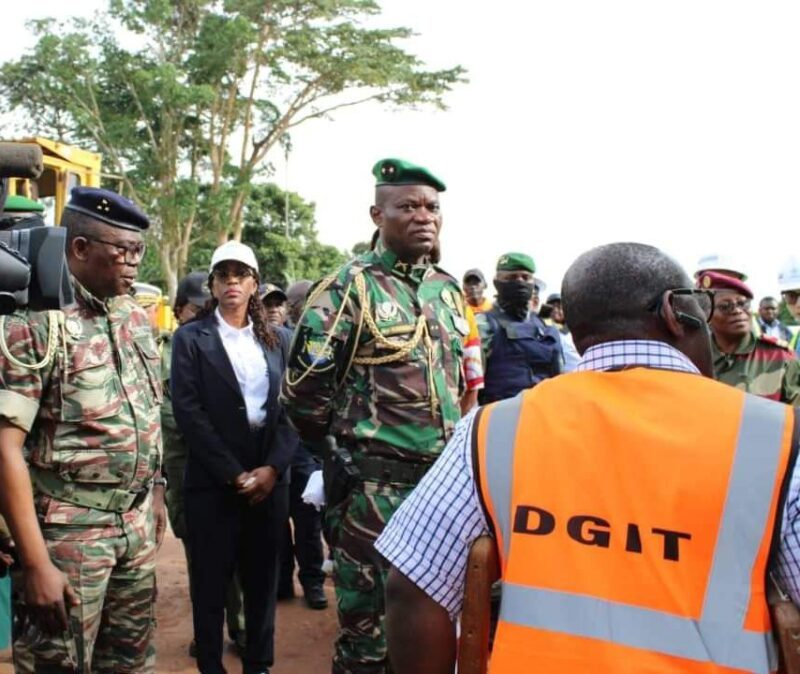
{"left": 153, "top": 477, "right": 168, "bottom": 489}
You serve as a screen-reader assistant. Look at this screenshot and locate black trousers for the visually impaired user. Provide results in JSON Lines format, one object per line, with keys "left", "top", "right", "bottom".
{"left": 186, "top": 483, "right": 289, "bottom": 674}
{"left": 279, "top": 459, "right": 325, "bottom": 591}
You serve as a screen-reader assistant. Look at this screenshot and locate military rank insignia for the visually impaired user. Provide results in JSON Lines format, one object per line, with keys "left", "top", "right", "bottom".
{"left": 65, "top": 317, "right": 83, "bottom": 340}
{"left": 375, "top": 301, "right": 399, "bottom": 322}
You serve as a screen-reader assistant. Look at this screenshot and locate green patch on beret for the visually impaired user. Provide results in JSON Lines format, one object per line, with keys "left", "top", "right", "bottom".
{"left": 372, "top": 158, "right": 446, "bottom": 192}
{"left": 3, "top": 195, "right": 45, "bottom": 213}
{"left": 497, "top": 252, "right": 536, "bottom": 274}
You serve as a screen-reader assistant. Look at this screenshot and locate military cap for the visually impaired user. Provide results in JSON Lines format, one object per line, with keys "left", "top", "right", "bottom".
{"left": 697, "top": 271, "right": 753, "bottom": 299}
{"left": 176, "top": 271, "right": 210, "bottom": 307}
{"left": 372, "top": 158, "right": 446, "bottom": 192}
{"left": 259, "top": 283, "right": 287, "bottom": 301}
{"left": 2, "top": 195, "right": 45, "bottom": 213}
{"left": 496, "top": 252, "right": 536, "bottom": 274}
{"left": 65, "top": 186, "right": 150, "bottom": 232}
{"left": 463, "top": 268, "right": 486, "bottom": 284}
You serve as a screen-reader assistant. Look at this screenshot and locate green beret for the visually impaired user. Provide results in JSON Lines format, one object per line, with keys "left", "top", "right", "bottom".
{"left": 497, "top": 252, "right": 536, "bottom": 274}
{"left": 372, "top": 158, "right": 446, "bottom": 192}
{"left": 3, "top": 195, "right": 45, "bottom": 213}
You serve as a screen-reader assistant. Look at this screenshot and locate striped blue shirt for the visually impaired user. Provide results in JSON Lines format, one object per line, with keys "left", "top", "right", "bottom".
{"left": 375, "top": 339, "right": 800, "bottom": 618}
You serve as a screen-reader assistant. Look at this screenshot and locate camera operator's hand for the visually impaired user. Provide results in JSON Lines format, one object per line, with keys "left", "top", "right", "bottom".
{"left": 24, "top": 559, "right": 80, "bottom": 636}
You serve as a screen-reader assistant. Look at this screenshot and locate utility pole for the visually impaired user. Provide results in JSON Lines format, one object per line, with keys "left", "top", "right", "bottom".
{"left": 283, "top": 134, "right": 292, "bottom": 237}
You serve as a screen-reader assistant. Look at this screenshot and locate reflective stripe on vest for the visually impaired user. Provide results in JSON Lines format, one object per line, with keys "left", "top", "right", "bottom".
{"left": 483, "top": 392, "right": 786, "bottom": 673}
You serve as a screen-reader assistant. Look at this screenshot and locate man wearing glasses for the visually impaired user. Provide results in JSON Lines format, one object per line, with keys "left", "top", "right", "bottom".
{"left": 0, "top": 186, "right": 164, "bottom": 673}
{"left": 701, "top": 271, "right": 800, "bottom": 404}
{"left": 378, "top": 243, "right": 800, "bottom": 674}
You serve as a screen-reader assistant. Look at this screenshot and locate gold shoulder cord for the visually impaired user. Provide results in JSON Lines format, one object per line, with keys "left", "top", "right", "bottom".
{"left": 286, "top": 268, "right": 440, "bottom": 417}
{"left": 351, "top": 273, "right": 439, "bottom": 417}
{"left": 284, "top": 269, "right": 356, "bottom": 389}
{"left": 0, "top": 311, "right": 64, "bottom": 371}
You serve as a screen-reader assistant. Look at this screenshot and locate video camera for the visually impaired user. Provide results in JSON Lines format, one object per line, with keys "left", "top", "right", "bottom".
{"left": 0, "top": 142, "right": 73, "bottom": 314}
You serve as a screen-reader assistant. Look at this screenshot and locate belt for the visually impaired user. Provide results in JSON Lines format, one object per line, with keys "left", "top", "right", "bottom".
{"left": 353, "top": 455, "right": 433, "bottom": 486}
{"left": 30, "top": 467, "right": 152, "bottom": 514}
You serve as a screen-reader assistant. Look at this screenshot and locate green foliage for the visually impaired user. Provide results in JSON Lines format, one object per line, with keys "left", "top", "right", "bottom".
{"left": 240, "top": 183, "right": 348, "bottom": 286}
{"left": 1, "top": 0, "right": 465, "bottom": 298}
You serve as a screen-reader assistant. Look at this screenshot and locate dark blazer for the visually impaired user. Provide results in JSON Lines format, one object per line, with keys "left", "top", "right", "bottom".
{"left": 171, "top": 313, "right": 298, "bottom": 491}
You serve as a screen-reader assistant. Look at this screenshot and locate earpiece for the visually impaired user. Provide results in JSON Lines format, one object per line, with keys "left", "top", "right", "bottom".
{"left": 674, "top": 310, "right": 703, "bottom": 330}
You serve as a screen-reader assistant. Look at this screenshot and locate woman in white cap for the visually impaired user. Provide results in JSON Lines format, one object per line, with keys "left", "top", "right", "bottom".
{"left": 170, "top": 240, "right": 297, "bottom": 674}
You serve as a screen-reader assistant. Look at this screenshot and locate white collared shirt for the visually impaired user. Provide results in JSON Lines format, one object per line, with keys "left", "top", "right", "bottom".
{"left": 376, "top": 340, "right": 800, "bottom": 619}
{"left": 215, "top": 308, "right": 268, "bottom": 426}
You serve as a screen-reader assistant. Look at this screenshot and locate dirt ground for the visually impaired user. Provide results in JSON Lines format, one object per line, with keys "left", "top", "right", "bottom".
{"left": 1, "top": 529, "right": 338, "bottom": 673}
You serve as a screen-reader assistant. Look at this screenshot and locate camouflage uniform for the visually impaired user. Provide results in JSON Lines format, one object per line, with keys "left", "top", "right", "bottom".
{"left": 0, "top": 279, "right": 162, "bottom": 673}
{"left": 159, "top": 332, "right": 245, "bottom": 646}
{"left": 280, "top": 242, "right": 466, "bottom": 674}
{"left": 712, "top": 329, "right": 800, "bottom": 403}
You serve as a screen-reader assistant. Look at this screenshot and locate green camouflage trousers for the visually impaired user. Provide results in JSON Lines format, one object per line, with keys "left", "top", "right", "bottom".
{"left": 13, "top": 500, "right": 157, "bottom": 674}
{"left": 326, "top": 480, "right": 413, "bottom": 674}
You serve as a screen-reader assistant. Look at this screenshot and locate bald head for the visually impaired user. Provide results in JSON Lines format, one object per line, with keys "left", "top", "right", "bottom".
{"left": 562, "top": 243, "right": 691, "bottom": 350}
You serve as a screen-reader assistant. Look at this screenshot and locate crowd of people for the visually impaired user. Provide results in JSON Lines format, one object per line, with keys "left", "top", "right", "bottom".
{"left": 2, "top": 156, "right": 800, "bottom": 674}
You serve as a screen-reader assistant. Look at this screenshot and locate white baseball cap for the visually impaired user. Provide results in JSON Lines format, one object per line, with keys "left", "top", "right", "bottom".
{"left": 209, "top": 241, "right": 259, "bottom": 274}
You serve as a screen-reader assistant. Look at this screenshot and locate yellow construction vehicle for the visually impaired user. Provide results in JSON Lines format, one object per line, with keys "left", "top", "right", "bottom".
{"left": 2, "top": 137, "right": 175, "bottom": 332}
{"left": 3, "top": 137, "right": 102, "bottom": 225}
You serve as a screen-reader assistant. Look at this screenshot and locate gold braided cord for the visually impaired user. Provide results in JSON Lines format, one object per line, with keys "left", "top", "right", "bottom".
{"left": 283, "top": 273, "right": 356, "bottom": 389}
{"left": 351, "top": 273, "right": 426, "bottom": 365}
{"left": 351, "top": 273, "right": 439, "bottom": 417}
{"left": 0, "top": 311, "right": 62, "bottom": 371}
{"left": 285, "top": 267, "right": 441, "bottom": 418}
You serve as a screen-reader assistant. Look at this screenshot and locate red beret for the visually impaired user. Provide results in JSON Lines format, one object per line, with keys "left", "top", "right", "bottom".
{"left": 696, "top": 271, "right": 753, "bottom": 299}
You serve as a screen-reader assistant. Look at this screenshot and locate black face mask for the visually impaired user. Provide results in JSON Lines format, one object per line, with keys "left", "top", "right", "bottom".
{"left": 494, "top": 279, "right": 535, "bottom": 320}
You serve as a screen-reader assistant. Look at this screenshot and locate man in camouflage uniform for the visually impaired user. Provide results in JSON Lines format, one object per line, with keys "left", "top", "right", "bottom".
{"left": 280, "top": 158, "right": 467, "bottom": 674}
{"left": 0, "top": 186, "right": 165, "bottom": 673}
{"left": 700, "top": 271, "right": 800, "bottom": 403}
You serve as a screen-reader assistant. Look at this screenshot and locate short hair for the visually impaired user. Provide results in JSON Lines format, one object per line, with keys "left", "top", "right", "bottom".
{"left": 760, "top": 296, "right": 778, "bottom": 307}
{"left": 61, "top": 208, "right": 104, "bottom": 245}
{"left": 562, "top": 242, "right": 691, "bottom": 346}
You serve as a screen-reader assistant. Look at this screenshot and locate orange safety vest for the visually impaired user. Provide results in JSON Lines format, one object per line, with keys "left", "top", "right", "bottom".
{"left": 475, "top": 367, "right": 796, "bottom": 674}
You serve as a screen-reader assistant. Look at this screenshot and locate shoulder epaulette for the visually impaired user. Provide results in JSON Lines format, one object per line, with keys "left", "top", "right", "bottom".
{"left": 758, "top": 333, "right": 791, "bottom": 350}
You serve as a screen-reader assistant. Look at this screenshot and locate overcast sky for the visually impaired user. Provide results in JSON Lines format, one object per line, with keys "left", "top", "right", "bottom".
{"left": 3, "top": 1, "right": 799, "bottom": 299}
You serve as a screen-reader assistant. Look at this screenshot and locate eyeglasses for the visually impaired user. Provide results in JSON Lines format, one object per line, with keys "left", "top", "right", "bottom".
{"left": 715, "top": 298, "right": 751, "bottom": 315}
{"left": 211, "top": 265, "right": 253, "bottom": 281}
{"left": 84, "top": 236, "right": 146, "bottom": 264}
{"left": 648, "top": 288, "right": 715, "bottom": 324}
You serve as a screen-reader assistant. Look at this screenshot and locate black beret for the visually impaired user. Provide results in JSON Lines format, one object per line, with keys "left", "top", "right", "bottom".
{"left": 65, "top": 187, "right": 149, "bottom": 232}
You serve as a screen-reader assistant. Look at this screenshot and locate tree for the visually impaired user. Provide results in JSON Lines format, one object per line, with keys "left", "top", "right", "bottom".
{"left": 240, "top": 182, "right": 348, "bottom": 286}
{"left": 1, "top": 1, "right": 466, "bottom": 298}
